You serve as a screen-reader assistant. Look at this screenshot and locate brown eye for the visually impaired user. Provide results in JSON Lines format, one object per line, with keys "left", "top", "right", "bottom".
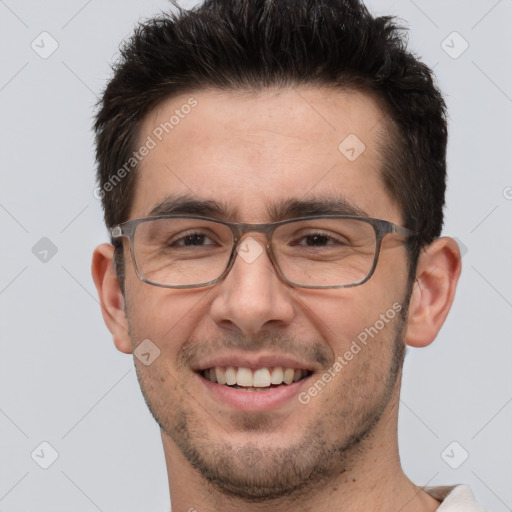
{"left": 172, "top": 233, "right": 213, "bottom": 247}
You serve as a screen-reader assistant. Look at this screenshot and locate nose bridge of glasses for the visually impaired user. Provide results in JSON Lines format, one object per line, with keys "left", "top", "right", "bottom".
{"left": 222, "top": 236, "right": 284, "bottom": 294}
{"left": 227, "top": 223, "right": 276, "bottom": 276}
{"left": 231, "top": 222, "right": 273, "bottom": 248}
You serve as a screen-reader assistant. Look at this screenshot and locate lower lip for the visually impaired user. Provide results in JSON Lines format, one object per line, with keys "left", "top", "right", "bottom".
{"left": 198, "top": 373, "right": 311, "bottom": 411}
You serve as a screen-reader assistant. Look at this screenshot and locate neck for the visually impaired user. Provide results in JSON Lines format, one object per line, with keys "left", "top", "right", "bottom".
{"left": 162, "top": 382, "right": 440, "bottom": 512}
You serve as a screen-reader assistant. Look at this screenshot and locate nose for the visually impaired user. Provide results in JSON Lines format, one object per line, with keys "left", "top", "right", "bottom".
{"left": 209, "top": 235, "right": 295, "bottom": 336}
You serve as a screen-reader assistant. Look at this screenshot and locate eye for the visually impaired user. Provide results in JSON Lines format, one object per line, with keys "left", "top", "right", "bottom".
{"left": 171, "top": 232, "right": 216, "bottom": 247}
{"left": 299, "top": 234, "right": 337, "bottom": 247}
{"left": 293, "top": 231, "right": 349, "bottom": 248}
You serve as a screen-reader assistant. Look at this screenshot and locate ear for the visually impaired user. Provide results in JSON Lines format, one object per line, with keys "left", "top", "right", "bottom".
{"left": 91, "top": 244, "right": 133, "bottom": 354}
{"left": 405, "top": 237, "right": 461, "bottom": 348}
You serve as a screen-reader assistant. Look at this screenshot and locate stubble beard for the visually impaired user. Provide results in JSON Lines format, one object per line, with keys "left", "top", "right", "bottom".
{"left": 129, "top": 300, "right": 408, "bottom": 502}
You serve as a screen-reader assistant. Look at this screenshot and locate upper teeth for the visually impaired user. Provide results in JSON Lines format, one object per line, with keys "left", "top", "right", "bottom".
{"left": 203, "top": 367, "right": 308, "bottom": 387}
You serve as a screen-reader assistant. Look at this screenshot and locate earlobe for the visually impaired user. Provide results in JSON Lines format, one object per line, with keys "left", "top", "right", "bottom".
{"left": 91, "top": 244, "right": 133, "bottom": 354}
{"left": 405, "top": 237, "right": 462, "bottom": 348}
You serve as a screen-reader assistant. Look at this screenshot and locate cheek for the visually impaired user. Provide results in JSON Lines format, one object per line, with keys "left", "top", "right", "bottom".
{"left": 126, "top": 288, "right": 209, "bottom": 409}
{"left": 125, "top": 282, "right": 212, "bottom": 354}
{"left": 298, "top": 284, "right": 403, "bottom": 355}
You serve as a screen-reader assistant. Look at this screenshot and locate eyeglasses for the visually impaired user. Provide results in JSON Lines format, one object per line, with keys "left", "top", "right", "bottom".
{"left": 110, "top": 215, "right": 417, "bottom": 289}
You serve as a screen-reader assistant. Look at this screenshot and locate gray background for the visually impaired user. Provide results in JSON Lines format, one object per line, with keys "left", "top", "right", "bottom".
{"left": 0, "top": 0, "right": 511, "bottom": 510}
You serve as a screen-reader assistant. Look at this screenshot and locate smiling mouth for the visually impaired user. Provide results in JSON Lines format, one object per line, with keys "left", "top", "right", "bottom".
{"left": 200, "top": 366, "right": 313, "bottom": 392}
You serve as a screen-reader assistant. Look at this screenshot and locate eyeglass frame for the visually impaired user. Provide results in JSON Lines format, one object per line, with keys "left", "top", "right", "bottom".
{"left": 109, "top": 214, "right": 417, "bottom": 290}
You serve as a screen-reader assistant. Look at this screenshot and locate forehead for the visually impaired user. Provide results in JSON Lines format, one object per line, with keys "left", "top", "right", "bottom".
{"left": 131, "top": 87, "right": 401, "bottom": 223}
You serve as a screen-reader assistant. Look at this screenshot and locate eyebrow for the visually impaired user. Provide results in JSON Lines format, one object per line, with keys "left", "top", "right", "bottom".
{"left": 268, "top": 196, "right": 369, "bottom": 220}
{"left": 147, "top": 194, "right": 369, "bottom": 222}
{"left": 148, "top": 195, "right": 237, "bottom": 219}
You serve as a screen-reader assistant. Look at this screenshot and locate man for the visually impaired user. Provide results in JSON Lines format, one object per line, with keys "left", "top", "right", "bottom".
{"left": 91, "top": 0, "right": 485, "bottom": 510}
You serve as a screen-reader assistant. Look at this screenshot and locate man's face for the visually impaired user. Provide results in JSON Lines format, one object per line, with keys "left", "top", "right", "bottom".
{"left": 122, "top": 87, "right": 411, "bottom": 498}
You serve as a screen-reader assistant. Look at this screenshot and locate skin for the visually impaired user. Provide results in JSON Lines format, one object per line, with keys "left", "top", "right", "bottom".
{"left": 92, "top": 87, "right": 461, "bottom": 512}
